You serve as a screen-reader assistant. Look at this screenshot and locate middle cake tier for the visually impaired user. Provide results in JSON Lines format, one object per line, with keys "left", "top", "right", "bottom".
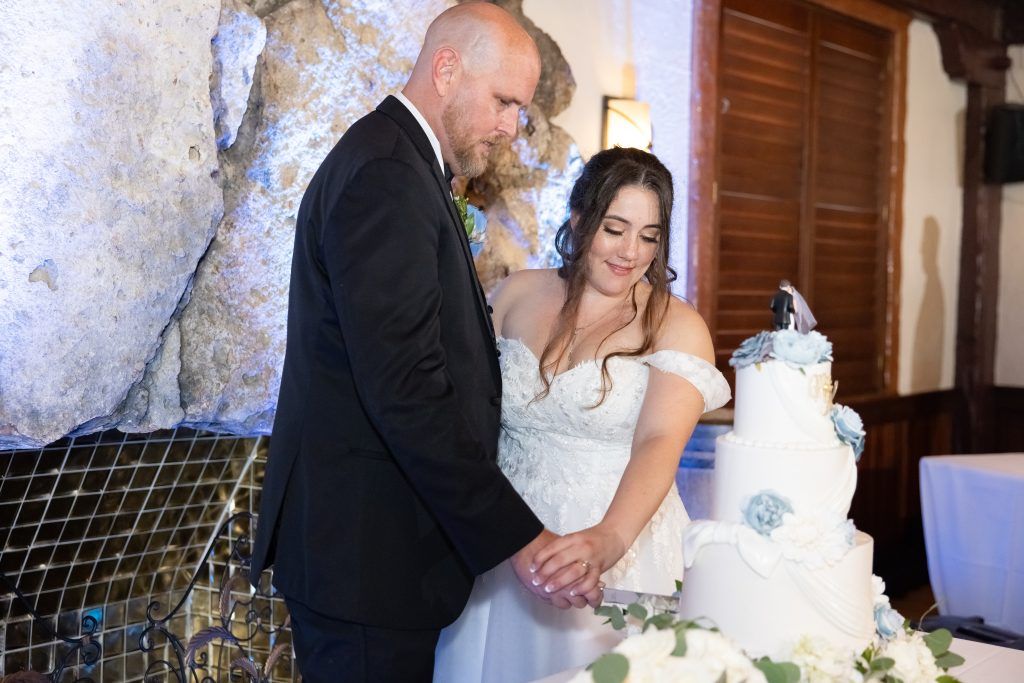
{"left": 713, "top": 433, "right": 857, "bottom": 523}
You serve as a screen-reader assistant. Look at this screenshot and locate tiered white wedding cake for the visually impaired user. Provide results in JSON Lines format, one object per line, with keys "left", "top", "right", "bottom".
{"left": 678, "top": 329, "right": 873, "bottom": 658}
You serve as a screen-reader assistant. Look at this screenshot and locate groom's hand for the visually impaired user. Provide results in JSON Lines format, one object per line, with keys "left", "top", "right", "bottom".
{"left": 511, "top": 529, "right": 588, "bottom": 609}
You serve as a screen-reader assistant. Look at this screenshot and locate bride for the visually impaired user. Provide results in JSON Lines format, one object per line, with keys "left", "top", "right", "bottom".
{"left": 433, "top": 147, "right": 730, "bottom": 682}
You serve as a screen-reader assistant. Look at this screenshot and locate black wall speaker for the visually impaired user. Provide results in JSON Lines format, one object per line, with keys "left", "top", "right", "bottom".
{"left": 985, "top": 104, "right": 1024, "bottom": 184}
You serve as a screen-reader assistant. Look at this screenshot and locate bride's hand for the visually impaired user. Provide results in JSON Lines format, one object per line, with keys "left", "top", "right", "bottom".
{"left": 529, "top": 524, "right": 627, "bottom": 606}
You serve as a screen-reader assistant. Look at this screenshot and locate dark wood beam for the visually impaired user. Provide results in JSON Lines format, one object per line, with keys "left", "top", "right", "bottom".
{"left": 930, "top": 22, "right": 1008, "bottom": 453}
{"left": 1005, "top": 0, "right": 1024, "bottom": 45}
{"left": 881, "top": 0, "right": 1002, "bottom": 41}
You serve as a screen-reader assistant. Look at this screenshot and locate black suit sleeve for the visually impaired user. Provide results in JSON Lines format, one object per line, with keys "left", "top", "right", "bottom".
{"left": 320, "top": 158, "right": 542, "bottom": 575}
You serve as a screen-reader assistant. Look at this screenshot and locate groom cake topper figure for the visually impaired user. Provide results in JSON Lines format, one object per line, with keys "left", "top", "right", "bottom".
{"left": 770, "top": 279, "right": 817, "bottom": 334}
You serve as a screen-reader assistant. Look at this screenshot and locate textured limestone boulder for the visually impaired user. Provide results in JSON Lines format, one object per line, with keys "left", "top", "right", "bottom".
{"left": 177, "top": 0, "right": 450, "bottom": 433}
{"left": 0, "top": 1, "right": 224, "bottom": 447}
{"left": 212, "top": 0, "right": 267, "bottom": 150}
{"left": 0, "top": 0, "right": 584, "bottom": 446}
{"left": 468, "top": 0, "right": 584, "bottom": 291}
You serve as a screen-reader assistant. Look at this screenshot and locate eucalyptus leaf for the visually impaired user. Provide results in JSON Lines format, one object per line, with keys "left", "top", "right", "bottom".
{"left": 870, "top": 656, "right": 895, "bottom": 672}
{"left": 753, "top": 658, "right": 801, "bottom": 683}
{"left": 716, "top": 672, "right": 727, "bottom": 683}
{"left": 671, "top": 630, "right": 687, "bottom": 657}
{"left": 644, "top": 613, "right": 676, "bottom": 631}
{"left": 591, "top": 653, "right": 629, "bottom": 683}
{"left": 675, "top": 579, "right": 683, "bottom": 592}
{"left": 936, "top": 675, "right": 962, "bottom": 683}
{"left": 923, "top": 628, "right": 953, "bottom": 657}
{"left": 594, "top": 605, "right": 622, "bottom": 619}
{"left": 627, "top": 603, "right": 648, "bottom": 621}
{"left": 609, "top": 610, "right": 626, "bottom": 630}
{"left": 935, "top": 651, "right": 965, "bottom": 669}
{"left": 779, "top": 662, "right": 801, "bottom": 682}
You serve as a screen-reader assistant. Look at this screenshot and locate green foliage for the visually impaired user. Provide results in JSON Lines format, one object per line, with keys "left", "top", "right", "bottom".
{"left": 594, "top": 605, "right": 627, "bottom": 631}
{"left": 869, "top": 656, "right": 895, "bottom": 672}
{"left": 671, "top": 629, "right": 687, "bottom": 657}
{"left": 452, "top": 195, "right": 475, "bottom": 236}
{"left": 644, "top": 612, "right": 677, "bottom": 631}
{"left": 626, "top": 603, "right": 648, "bottom": 621}
{"left": 753, "top": 657, "right": 801, "bottom": 683}
{"left": 590, "top": 653, "right": 629, "bottom": 683}
{"left": 923, "top": 629, "right": 953, "bottom": 657}
{"left": 934, "top": 651, "right": 965, "bottom": 669}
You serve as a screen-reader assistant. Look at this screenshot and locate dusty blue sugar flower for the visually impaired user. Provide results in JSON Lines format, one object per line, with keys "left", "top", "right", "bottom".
{"left": 729, "top": 331, "right": 774, "bottom": 369}
{"left": 770, "top": 329, "right": 833, "bottom": 367}
{"left": 875, "top": 603, "right": 905, "bottom": 640}
{"left": 743, "top": 491, "right": 793, "bottom": 536}
{"left": 831, "top": 404, "right": 866, "bottom": 461}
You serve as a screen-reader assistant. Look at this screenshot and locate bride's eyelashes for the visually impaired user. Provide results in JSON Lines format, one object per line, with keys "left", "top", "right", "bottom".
{"left": 601, "top": 225, "right": 660, "bottom": 244}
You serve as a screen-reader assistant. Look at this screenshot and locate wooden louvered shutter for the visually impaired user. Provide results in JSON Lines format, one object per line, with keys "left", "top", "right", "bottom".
{"left": 713, "top": 0, "right": 900, "bottom": 396}
{"left": 810, "top": 15, "right": 891, "bottom": 395}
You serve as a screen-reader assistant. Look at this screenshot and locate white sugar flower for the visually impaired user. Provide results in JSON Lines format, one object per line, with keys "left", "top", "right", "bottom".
{"left": 872, "top": 575, "right": 889, "bottom": 607}
{"left": 771, "top": 512, "right": 854, "bottom": 568}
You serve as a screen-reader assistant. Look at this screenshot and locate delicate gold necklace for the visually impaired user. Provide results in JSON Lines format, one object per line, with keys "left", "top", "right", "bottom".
{"left": 567, "top": 298, "right": 631, "bottom": 367}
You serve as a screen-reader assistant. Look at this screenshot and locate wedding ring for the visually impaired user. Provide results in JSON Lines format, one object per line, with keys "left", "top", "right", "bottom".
{"left": 578, "top": 560, "right": 592, "bottom": 571}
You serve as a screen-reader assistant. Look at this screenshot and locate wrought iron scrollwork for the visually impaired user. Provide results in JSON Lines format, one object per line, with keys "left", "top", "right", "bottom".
{"left": 1, "top": 512, "right": 291, "bottom": 683}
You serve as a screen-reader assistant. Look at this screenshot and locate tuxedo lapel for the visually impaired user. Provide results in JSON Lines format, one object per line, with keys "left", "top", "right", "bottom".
{"left": 376, "top": 98, "right": 500, "bottom": 379}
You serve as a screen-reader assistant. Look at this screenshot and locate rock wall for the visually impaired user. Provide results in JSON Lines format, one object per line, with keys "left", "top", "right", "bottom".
{"left": 0, "top": 0, "right": 581, "bottom": 448}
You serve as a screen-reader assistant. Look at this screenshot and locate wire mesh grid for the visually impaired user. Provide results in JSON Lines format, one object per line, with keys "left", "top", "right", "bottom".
{"left": 0, "top": 428, "right": 298, "bottom": 682}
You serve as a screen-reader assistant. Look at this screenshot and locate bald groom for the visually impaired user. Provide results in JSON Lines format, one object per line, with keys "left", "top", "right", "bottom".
{"left": 251, "top": 5, "right": 599, "bottom": 681}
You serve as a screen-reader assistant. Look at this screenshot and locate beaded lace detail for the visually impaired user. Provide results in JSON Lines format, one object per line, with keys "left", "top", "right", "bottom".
{"left": 496, "top": 336, "right": 731, "bottom": 593}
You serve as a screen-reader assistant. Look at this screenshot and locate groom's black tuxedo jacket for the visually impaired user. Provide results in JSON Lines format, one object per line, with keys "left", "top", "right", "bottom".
{"left": 251, "top": 96, "right": 543, "bottom": 629}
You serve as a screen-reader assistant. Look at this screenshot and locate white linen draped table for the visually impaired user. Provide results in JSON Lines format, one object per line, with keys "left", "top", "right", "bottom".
{"left": 531, "top": 638, "right": 1024, "bottom": 682}
{"left": 920, "top": 453, "right": 1024, "bottom": 633}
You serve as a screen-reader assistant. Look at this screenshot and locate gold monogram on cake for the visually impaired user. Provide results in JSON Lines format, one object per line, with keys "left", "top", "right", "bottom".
{"left": 808, "top": 373, "right": 836, "bottom": 414}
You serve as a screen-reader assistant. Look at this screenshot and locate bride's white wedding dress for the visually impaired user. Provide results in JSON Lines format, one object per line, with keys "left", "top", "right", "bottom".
{"left": 434, "top": 336, "right": 730, "bottom": 683}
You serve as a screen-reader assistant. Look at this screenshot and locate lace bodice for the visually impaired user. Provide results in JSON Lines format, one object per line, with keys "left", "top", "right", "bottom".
{"left": 495, "top": 336, "right": 730, "bottom": 592}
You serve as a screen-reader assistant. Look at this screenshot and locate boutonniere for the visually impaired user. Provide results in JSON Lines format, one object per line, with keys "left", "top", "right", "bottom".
{"left": 453, "top": 195, "right": 488, "bottom": 256}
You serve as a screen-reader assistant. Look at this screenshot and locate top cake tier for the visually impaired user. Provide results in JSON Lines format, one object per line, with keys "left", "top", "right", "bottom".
{"left": 732, "top": 360, "right": 840, "bottom": 446}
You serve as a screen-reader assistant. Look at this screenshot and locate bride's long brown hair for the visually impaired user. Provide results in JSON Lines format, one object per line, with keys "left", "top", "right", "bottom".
{"left": 536, "top": 147, "right": 677, "bottom": 406}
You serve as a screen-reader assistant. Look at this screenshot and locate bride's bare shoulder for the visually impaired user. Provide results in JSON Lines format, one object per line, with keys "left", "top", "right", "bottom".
{"left": 654, "top": 294, "right": 715, "bottom": 364}
{"left": 490, "top": 268, "right": 562, "bottom": 334}
{"left": 491, "top": 268, "right": 560, "bottom": 306}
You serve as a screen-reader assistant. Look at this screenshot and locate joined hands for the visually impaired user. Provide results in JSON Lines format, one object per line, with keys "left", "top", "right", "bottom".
{"left": 511, "top": 526, "right": 626, "bottom": 610}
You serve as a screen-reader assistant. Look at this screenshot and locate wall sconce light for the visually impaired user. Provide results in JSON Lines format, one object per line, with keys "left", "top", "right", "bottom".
{"left": 602, "top": 97, "right": 653, "bottom": 151}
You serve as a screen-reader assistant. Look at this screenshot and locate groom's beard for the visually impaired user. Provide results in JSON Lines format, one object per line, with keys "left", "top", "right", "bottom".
{"left": 442, "top": 97, "right": 500, "bottom": 179}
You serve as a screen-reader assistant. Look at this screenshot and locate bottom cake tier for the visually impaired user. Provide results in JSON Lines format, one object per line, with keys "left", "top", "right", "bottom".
{"left": 678, "top": 529, "right": 876, "bottom": 658}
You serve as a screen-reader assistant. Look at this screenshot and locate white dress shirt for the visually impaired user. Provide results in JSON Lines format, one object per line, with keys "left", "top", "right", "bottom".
{"left": 394, "top": 91, "right": 446, "bottom": 178}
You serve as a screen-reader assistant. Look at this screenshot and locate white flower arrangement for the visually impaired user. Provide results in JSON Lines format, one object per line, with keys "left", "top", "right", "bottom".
{"left": 574, "top": 596, "right": 964, "bottom": 683}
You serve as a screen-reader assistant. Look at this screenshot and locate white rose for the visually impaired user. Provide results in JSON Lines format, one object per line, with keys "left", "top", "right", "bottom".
{"left": 882, "top": 632, "right": 943, "bottom": 682}
{"left": 653, "top": 655, "right": 723, "bottom": 683}
{"left": 683, "top": 629, "right": 767, "bottom": 683}
{"left": 613, "top": 627, "right": 676, "bottom": 662}
{"left": 788, "top": 635, "right": 863, "bottom": 683}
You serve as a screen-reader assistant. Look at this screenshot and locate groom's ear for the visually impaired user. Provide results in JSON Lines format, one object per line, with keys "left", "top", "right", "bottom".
{"left": 433, "top": 47, "right": 459, "bottom": 97}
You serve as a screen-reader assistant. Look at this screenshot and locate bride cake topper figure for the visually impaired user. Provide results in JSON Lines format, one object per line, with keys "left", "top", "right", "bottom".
{"left": 770, "top": 279, "right": 817, "bottom": 334}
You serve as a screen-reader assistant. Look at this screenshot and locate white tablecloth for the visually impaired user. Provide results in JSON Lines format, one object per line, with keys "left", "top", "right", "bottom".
{"left": 533, "top": 638, "right": 1024, "bottom": 683}
{"left": 920, "top": 453, "right": 1024, "bottom": 633}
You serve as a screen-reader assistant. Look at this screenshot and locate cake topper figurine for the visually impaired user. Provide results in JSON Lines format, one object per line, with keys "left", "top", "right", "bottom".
{"left": 770, "top": 279, "right": 817, "bottom": 334}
